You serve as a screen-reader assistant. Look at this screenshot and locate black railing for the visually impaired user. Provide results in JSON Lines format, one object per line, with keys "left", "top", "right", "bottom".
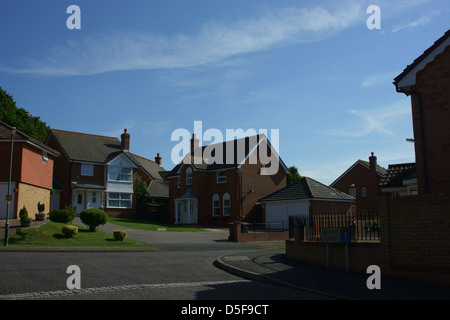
{"left": 289, "top": 211, "right": 380, "bottom": 242}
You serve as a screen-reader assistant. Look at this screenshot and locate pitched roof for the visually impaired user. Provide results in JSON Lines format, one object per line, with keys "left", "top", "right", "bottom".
{"left": 379, "top": 163, "right": 416, "bottom": 189}
{"left": 166, "top": 134, "right": 288, "bottom": 177}
{"left": 259, "top": 177, "right": 355, "bottom": 203}
{"left": 48, "top": 129, "right": 165, "bottom": 180}
{"left": 0, "top": 121, "right": 60, "bottom": 156}
{"left": 394, "top": 29, "right": 450, "bottom": 89}
{"left": 147, "top": 180, "right": 169, "bottom": 198}
{"left": 329, "top": 159, "right": 386, "bottom": 187}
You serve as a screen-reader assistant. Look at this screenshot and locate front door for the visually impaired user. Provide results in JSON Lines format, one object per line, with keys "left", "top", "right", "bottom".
{"left": 73, "top": 191, "right": 85, "bottom": 214}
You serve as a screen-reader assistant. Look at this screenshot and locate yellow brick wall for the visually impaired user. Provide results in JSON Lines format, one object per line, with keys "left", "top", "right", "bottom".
{"left": 16, "top": 183, "right": 50, "bottom": 219}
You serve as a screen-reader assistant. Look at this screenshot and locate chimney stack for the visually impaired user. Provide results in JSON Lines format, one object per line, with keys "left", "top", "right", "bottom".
{"left": 190, "top": 133, "right": 199, "bottom": 151}
{"left": 155, "top": 153, "right": 162, "bottom": 165}
{"left": 121, "top": 129, "right": 130, "bottom": 151}
{"left": 369, "top": 152, "right": 377, "bottom": 172}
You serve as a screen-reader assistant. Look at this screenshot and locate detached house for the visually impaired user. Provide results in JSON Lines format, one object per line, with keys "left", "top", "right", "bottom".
{"left": 394, "top": 29, "right": 450, "bottom": 195}
{"left": 45, "top": 128, "right": 165, "bottom": 218}
{"left": 165, "top": 134, "right": 288, "bottom": 226}
{"left": 0, "top": 121, "right": 60, "bottom": 219}
{"left": 330, "top": 153, "right": 386, "bottom": 211}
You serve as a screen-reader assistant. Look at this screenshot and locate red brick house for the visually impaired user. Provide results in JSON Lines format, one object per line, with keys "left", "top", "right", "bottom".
{"left": 0, "top": 121, "right": 60, "bottom": 220}
{"left": 45, "top": 128, "right": 166, "bottom": 218}
{"left": 329, "top": 153, "right": 386, "bottom": 211}
{"left": 394, "top": 29, "right": 450, "bottom": 195}
{"left": 165, "top": 134, "right": 288, "bottom": 226}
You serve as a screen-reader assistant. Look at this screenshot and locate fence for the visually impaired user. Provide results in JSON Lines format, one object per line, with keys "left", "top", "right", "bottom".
{"left": 289, "top": 211, "right": 379, "bottom": 242}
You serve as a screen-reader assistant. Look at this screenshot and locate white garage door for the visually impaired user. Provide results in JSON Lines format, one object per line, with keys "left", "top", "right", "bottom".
{"left": 265, "top": 201, "right": 309, "bottom": 230}
{"left": 0, "top": 182, "right": 16, "bottom": 219}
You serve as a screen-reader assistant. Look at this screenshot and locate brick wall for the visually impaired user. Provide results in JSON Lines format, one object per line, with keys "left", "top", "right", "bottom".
{"left": 410, "top": 46, "right": 450, "bottom": 194}
{"left": 286, "top": 194, "right": 450, "bottom": 285}
{"left": 20, "top": 145, "right": 53, "bottom": 190}
{"left": 231, "top": 221, "right": 289, "bottom": 242}
{"left": 16, "top": 182, "right": 51, "bottom": 219}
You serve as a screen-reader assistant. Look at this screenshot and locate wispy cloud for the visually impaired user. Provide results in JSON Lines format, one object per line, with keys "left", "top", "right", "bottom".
{"left": 319, "top": 100, "right": 411, "bottom": 138}
{"left": 359, "top": 71, "right": 399, "bottom": 88}
{"left": 4, "top": 3, "right": 363, "bottom": 76}
{"left": 392, "top": 11, "right": 440, "bottom": 33}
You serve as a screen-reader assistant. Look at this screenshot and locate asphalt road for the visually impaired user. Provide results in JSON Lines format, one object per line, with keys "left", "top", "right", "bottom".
{"left": 0, "top": 250, "right": 331, "bottom": 302}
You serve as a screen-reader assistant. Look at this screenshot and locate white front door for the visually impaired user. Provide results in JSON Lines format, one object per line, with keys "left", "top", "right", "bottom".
{"left": 86, "top": 191, "right": 101, "bottom": 209}
{"left": 73, "top": 191, "right": 85, "bottom": 214}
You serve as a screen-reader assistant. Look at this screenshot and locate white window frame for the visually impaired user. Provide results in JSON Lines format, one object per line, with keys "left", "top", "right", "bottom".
{"left": 81, "top": 164, "right": 94, "bottom": 177}
{"left": 108, "top": 166, "right": 132, "bottom": 182}
{"left": 107, "top": 192, "right": 132, "bottom": 208}
{"left": 223, "top": 193, "right": 230, "bottom": 216}
{"left": 212, "top": 194, "right": 220, "bottom": 216}
{"left": 217, "top": 171, "right": 227, "bottom": 184}
{"left": 186, "top": 167, "right": 193, "bottom": 185}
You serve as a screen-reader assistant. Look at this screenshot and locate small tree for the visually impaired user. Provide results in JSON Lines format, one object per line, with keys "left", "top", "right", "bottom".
{"left": 19, "top": 206, "right": 30, "bottom": 221}
{"left": 287, "top": 166, "right": 302, "bottom": 185}
{"left": 80, "top": 208, "right": 108, "bottom": 232}
{"left": 136, "top": 175, "right": 149, "bottom": 203}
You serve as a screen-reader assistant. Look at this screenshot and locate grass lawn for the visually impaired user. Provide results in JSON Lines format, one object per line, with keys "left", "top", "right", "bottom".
{"left": 107, "top": 218, "right": 207, "bottom": 232}
{"left": 3, "top": 221, "right": 144, "bottom": 246}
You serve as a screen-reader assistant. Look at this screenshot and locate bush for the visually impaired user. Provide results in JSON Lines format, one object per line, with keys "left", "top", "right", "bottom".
{"left": 19, "top": 206, "right": 30, "bottom": 221}
{"left": 80, "top": 208, "right": 108, "bottom": 232}
{"left": 113, "top": 230, "right": 127, "bottom": 241}
{"left": 49, "top": 209, "right": 75, "bottom": 223}
{"left": 62, "top": 225, "right": 78, "bottom": 238}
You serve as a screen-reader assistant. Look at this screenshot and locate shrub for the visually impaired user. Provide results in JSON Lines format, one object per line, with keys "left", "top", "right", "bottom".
{"left": 37, "top": 202, "right": 45, "bottom": 213}
{"left": 19, "top": 206, "right": 30, "bottom": 221}
{"left": 62, "top": 225, "right": 78, "bottom": 238}
{"left": 80, "top": 208, "right": 108, "bottom": 232}
{"left": 113, "top": 230, "right": 127, "bottom": 241}
{"left": 49, "top": 209, "right": 75, "bottom": 223}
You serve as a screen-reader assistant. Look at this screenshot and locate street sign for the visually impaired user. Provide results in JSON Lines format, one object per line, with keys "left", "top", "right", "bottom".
{"left": 322, "top": 227, "right": 351, "bottom": 244}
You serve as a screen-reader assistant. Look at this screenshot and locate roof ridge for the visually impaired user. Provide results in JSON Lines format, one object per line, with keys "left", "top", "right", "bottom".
{"left": 130, "top": 152, "right": 157, "bottom": 164}
{"left": 51, "top": 129, "right": 119, "bottom": 140}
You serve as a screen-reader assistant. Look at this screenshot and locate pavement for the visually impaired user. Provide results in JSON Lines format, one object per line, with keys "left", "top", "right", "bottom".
{"left": 2, "top": 218, "right": 450, "bottom": 300}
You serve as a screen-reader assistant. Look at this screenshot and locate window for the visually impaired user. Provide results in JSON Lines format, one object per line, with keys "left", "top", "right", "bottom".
{"left": 217, "top": 171, "right": 227, "bottom": 183}
{"left": 81, "top": 164, "right": 94, "bottom": 176}
{"left": 77, "top": 194, "right": 82, "bottom": 204}
{"left": 349, "top": 187, "right": 356, "bottom": 198}
{"left": 223, "top": 193, "right": 230, "bottom": 216}
{"left": 212, "top": 194, "right": 220, "bottom": 216}
{"left": 108, "top": 193, "right": 132, "bottom": 208}
{"left": 108, "top": 166, "right": 132, "bottom": 182}
{"left": 177, "top": 176, "right": 181, "bottom": 188}
{"left": 362, "top": 187, "right": 367, "bottom": 197}
{"left": 92, "top": 192, "right": 97, "bottom": 203}
{"left": 186, "top": 167, "right": 193, "bottom": 185}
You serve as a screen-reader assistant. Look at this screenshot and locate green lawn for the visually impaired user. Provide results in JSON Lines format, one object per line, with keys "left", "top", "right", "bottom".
{"left": 107, "top": 218, "right": 207, "bottom": 232}
{"left": 4, "top": 221, "right": 143, "bottom": 245}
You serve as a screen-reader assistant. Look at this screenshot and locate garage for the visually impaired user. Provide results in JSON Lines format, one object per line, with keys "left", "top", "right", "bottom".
{"left": 259, "top": 177, "right": 355, "bottom": 229}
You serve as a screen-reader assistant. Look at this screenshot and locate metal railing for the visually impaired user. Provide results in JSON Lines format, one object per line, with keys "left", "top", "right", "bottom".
{"left": 289, "top": 211, "right": 380, "bottom": 242}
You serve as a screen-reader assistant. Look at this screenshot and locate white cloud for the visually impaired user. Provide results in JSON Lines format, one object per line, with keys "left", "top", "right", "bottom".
{"left": 392, "top": 11, "right": 440, "bottom": 33}
{"left": 6, "top": 3, "right": 363, "bottom": 76}
{"left": 319, "top": 100, "right": 411, "bottom": 138}
{"left": 359, "top": 71, "right": 399, "bottom": 88}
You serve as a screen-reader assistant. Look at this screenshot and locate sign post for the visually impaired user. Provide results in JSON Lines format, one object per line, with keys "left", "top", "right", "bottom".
{"left": 322, "top": 227, "right": 351, "bottom": 271}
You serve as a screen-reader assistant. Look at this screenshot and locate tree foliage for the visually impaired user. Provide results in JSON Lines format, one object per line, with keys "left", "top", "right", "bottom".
{"left": 0, "top": 86, "right": 50, "bottom": 142}
{"left": 287, "top": 166, "right": 303, "bottom": 185}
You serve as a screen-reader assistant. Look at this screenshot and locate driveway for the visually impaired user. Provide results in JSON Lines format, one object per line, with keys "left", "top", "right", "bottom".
{"left": 72, "top": 218, "right": 253, "bottom": 250}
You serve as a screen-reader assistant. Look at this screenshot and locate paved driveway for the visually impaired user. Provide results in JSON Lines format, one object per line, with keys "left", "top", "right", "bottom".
{"left": 72, "top": 218, "right": 247, "bottom": 250}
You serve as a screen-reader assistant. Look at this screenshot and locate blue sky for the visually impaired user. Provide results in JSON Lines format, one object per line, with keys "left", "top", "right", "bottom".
{"left": 0, "top": 0, "right": 448, "bottom": 184}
